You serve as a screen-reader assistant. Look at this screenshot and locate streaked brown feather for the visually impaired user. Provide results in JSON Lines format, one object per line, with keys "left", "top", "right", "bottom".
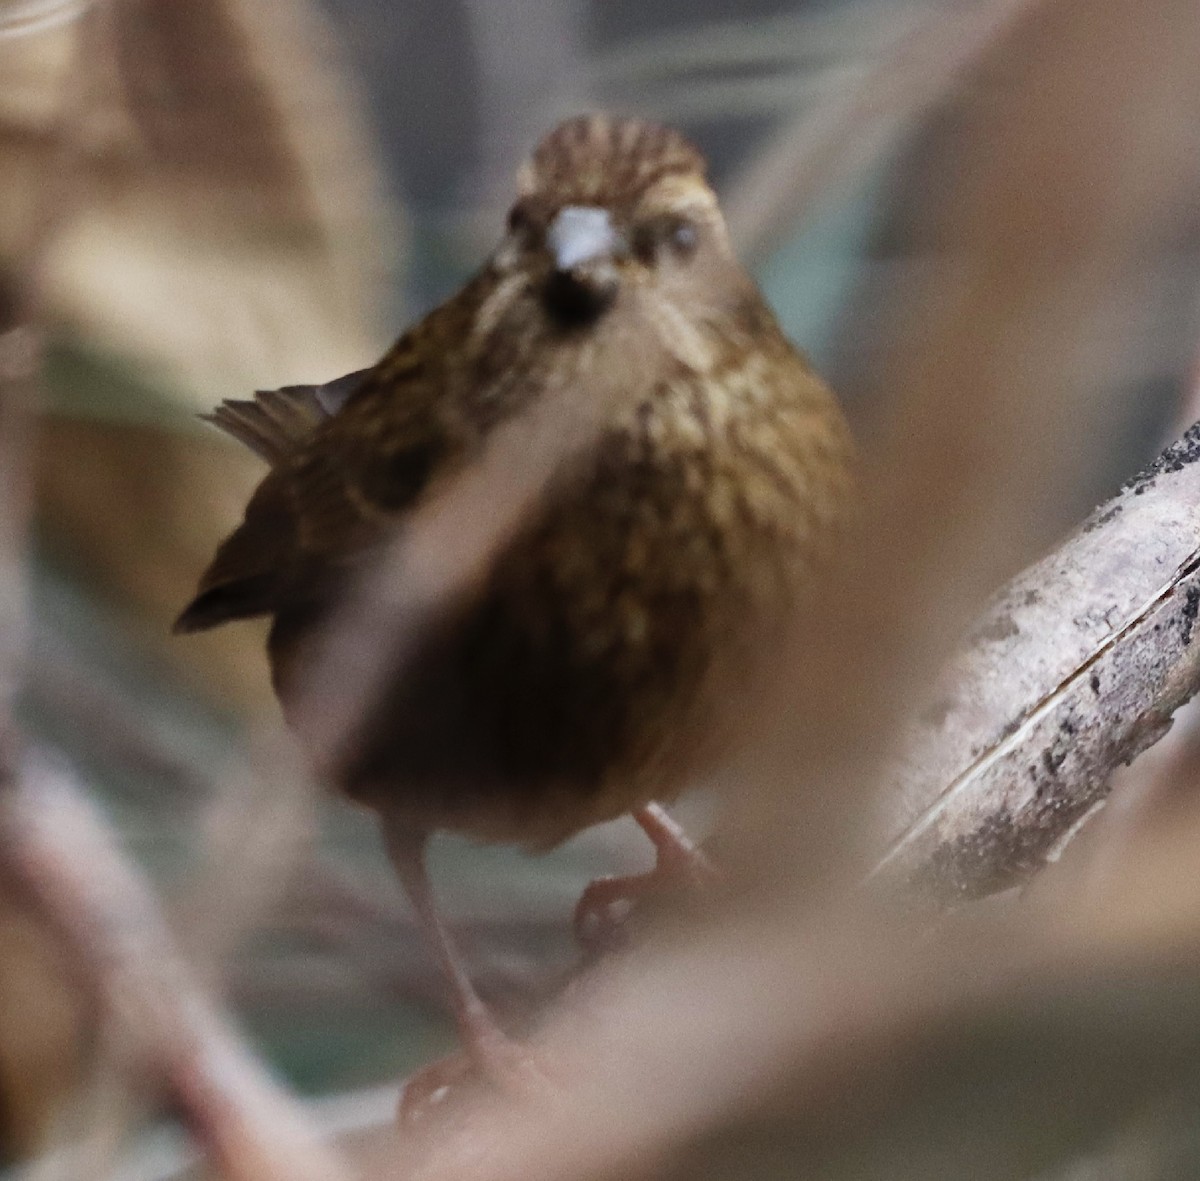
{"left": 176, "top": 114, "right": 856, "bottom": 849}
{"left": 517, "top": 114, "right": 705, "bottom": 210}
{"left": 199, "top": 370, "right": 370, "bottom": 466}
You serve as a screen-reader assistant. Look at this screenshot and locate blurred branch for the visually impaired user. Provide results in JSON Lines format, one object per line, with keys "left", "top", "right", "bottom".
{"left": 347, "top": 435, "right": 1200, "bottom": 1174}
{"left": 0, "top": 2, "right": 117, "bottom": 1159}
{"left": 289, "top": 352, "right": 645, "bottom": 780}
{"left": 0, "top": 2, "right": 364, "bottom": 1170}
{"left": 355, "top": 824, "right": 1200, "bottom": 1181}
{"left": 0, "top": 753, "right": 351, "bottom": 1181}
{"left": 232, "top": 412, "right": 1200, "bottom": 1016}
{"left": 0, "top": 0, "right": 101, "bottom": 717}
{"left": 724, "top": 0, "right": 1047, "bottom": 265}
{"left": 74, "top": 0, "right": 394, "bottom": 995}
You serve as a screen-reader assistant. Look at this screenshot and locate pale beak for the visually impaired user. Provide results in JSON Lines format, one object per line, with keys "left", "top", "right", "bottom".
{"left": 547, "top": 205, "right": 619, "bottom": 271}
{"left": 543, "top": 205, "right": 622, "bottom": 326}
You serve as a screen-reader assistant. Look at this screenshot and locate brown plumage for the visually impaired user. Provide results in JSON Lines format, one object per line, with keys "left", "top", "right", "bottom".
{"left": 177, "top": 113, "right": 854, "bottom": 1106}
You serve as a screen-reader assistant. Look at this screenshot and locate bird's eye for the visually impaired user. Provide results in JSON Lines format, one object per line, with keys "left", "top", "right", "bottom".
{"left": 506, "top": 201, "right": 536, "bottom": 239}
{"left": 668, "top": 219, "right": 699, "bottom": 258}
{"left": 632, "top": 215, "right": 700, "bottom": 266}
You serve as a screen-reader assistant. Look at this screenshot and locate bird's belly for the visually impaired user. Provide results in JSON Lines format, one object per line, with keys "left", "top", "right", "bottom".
{"left": 337, "top": 565, "right": 729, "bottom": 849}
{"left": 279, "top": 413, "right": 832, "bottom": 848}
{"left": 337, "top": 545, "right": 782, "bottom": 845}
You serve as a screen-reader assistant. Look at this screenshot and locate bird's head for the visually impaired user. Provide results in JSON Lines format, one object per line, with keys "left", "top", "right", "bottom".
{"left": 480, "top": 115, "right": 755, "bottom": 375}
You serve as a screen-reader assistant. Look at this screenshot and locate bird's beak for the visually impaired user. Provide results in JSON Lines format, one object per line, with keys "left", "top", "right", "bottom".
{"left": 547, "top": 206, "right": 619, "bottom": 271}
{"left": 543, "top": 205, "right": 623, "bottom": 326}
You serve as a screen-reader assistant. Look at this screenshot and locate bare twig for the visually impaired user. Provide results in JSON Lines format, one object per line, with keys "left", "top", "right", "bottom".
{"left": 368, "top": 833, "right": 1200, "bottom": 1181}
{"left": 347, "top": 827, "right": 1200, "bottom": 1181}
{"left": 0, "top": 754, "right": 351, "bottom": 1181}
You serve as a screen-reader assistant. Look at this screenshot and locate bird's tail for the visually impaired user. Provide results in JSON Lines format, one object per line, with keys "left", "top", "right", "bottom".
{"left": 202, "top": 368, "right": 368, "bottom": 465}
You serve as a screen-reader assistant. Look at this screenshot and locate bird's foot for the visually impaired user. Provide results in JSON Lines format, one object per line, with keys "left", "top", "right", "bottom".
{"left": 397, "top": 1028, "right": 550, "bottom": 1124}
{"left": 573, "top": 837, "right": 718, "bottom": 953}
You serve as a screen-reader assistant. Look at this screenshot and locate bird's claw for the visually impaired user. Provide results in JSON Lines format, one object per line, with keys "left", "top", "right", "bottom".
{"left": 397, "top": 1032, "right": 551, "bottom": 1124}
{"left": 573, "top": 847, "right": 720, "bottom": 954}
{"left": 573, "top": 872, "right": 651, "bottom": 953}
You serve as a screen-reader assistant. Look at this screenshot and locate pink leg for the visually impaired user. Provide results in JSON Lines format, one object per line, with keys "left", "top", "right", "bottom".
{"left": 634, "top": 802, "right": 714, "bottom": 877}
{"left": 386, "top": 829, "right": 545, "bottom": 1121}
{"left": 573, "top": 803, "right": 716, "bottom": 951}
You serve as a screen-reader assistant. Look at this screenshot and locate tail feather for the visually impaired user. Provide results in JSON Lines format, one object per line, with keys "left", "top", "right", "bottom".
{"left": 203, "top": 368, "right": 369, "bottom": 465}
{"left": 172, "top": 574, "right": 279, "bottom": 633}
{"left": 176, "top": 367, "right": 370, "bottom": 632}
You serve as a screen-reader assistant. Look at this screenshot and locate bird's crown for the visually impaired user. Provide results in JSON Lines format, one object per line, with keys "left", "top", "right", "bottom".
{"left": 517, "top": 115, "right": 708, "bottom": 212}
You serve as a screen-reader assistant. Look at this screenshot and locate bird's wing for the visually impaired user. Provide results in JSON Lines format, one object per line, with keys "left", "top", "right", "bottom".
{"left": 201, "top": 370, "right": 369, "bottom": 465}
{"left": 174, "top": 356, "right": 453, "bottom": 634}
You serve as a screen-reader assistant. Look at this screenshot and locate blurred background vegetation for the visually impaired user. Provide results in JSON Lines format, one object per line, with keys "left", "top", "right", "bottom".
{"left": 1, "top": 0, "right": 1197, "bottom": 1171}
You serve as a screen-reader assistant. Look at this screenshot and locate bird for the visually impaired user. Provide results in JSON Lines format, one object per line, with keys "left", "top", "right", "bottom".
{"left": 175, "top": 113, "right": 855, "bottom": 1110}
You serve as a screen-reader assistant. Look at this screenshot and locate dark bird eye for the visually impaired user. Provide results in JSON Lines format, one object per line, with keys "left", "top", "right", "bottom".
{"left": 669, "top": 219, "right": 698, "bottom": 258}
{"left": 633, "top": 216, "right": 700, "bottom": 266}
{"left": 506, "top": 201, "right": 535, "bottom": 237}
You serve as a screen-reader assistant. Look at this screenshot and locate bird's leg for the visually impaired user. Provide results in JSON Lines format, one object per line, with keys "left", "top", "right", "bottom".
{"left": 387, "top": 828, "right": 501, "bottom": 1058}
{"left": 385, "top": 828, "right": 544, "bottom": 1120}
{"left": 635, "top": 802, "right": 715, "bottom": 880}
{"left": 573, "top": 803, "right": 717, "bottom": 952}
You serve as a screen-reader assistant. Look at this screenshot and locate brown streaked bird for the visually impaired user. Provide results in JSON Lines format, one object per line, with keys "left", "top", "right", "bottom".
{"left": 176, "top": 114, "right": 855, "bottom": 1107}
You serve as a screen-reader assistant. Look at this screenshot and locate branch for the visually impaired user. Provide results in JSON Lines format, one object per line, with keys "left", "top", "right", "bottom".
{"left": 0, "top": 752, "right": 351, "bottom": 1181}
{"left": 723, "top": 0, "right": 1048, "bottom": 264}
{"left": 351, "top": 821, "right": 1200, "bottom": 1181}
{"left": 872, "top": 422, "right": 1200, "bottom": 901}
